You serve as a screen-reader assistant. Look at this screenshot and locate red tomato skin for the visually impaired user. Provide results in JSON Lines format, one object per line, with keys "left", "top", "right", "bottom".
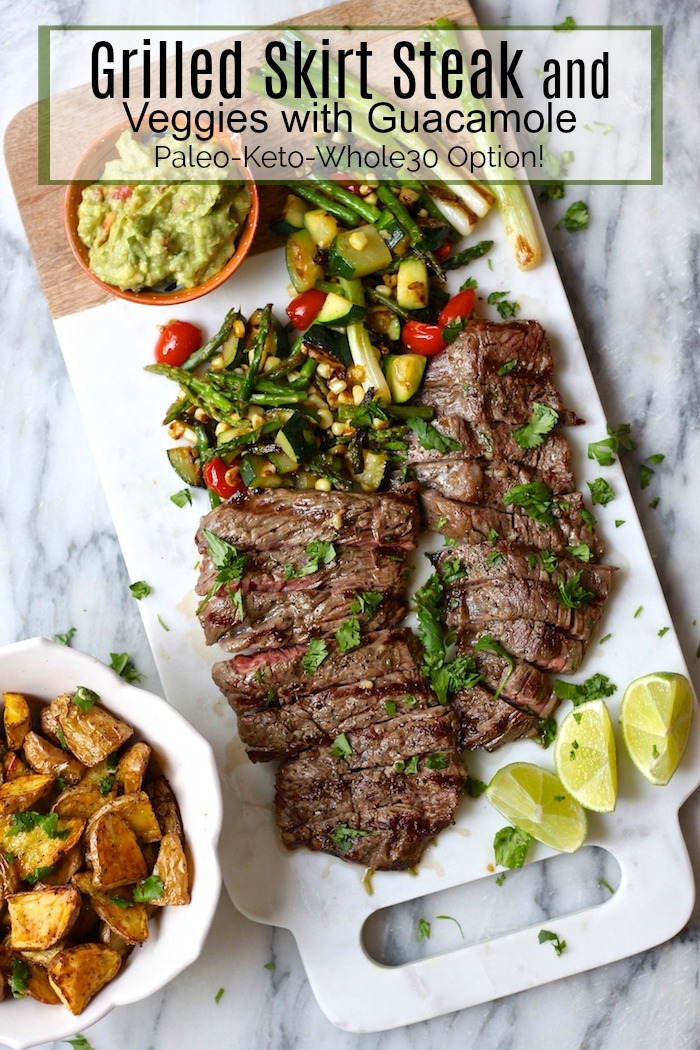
{"left": 155, "top": 320, "right": 203, "bottom": 366}
{"left": 286, "top": 290, "right": 327, "bottom": 330}
{"left": 401, "top": 321, "right": 446, "bottom": 356}
{"left": 203, "top": 458, "right": 244, "bottom": 500}
{"left": 438, "top": 288, "right": 476, "bottom": 329}
{"left": 435, "top": 243, "right": 452, "bottom": 262}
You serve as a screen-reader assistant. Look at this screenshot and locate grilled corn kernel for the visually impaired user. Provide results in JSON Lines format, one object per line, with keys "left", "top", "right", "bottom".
{"left": 331, "top": 510, "right": 345, "bottom": 529}
{"left": 359, "top": 679, "right": 373, "bottom": 690}
{"left": 417, "top": 208, "right": 429, "bottom": 218}
{"left": 260, "top": 462, "right": 277, "bottom": 477}
{"left": 373, "top": 418, "right": 390, "bottom": 430}
{"left": 347, "top": 364, "right": 366, "bottom": 385}
{"left": 365, "top": 192, "right": 378, "bottom": 205}
{"left": 193, "top": 408, "right": 209, "bottom": 423}
{"left": 168, "top": 421, "right": 185, "bottom": 439}
{"left": 210, "top": 354, "right": 225, "bottom": 370}
{"left": 331, "top": 131, "right": 347, "bottom": 144}
{"left": 224, "top": 466, "right": 240, "bottom": 486}
{"left": 375, "top": 284, "right": 392, "bottom": 298}
{"left": 348, "top": 231, "right": 368, "bottom": 251}
{"left": 287, "top": 371, "right": 301, "bottom": 383}
{"left": 338, "top": 391, "right": 354, "bottom": 405}
{"left": 314, "top": 477, "right": 332, "bottom": 491}
{"left": 328, "top": 378, "right": 347, "bottom": 395}
{"left": 233, "top": 319, "right": 246, "bottom": 339}
{"left": 317, "top": 363, "right": 332, "bottom": 379}
{"left": 352, "top": 384, "right": 365, "bottom": 405}
{"left": 262, "top": 356, "right": 280, "bottom": 373}
{"left": 248, "top": 410, "right": 265, "bottom": 429}
{"left": 331, "top": 421, "right": 355, "bottom": 437}
{"left": 359, "top": 184, "right": 372, "bottom": 196}
{"left": 318, "top": 408, "right": 334, "bottom": 429}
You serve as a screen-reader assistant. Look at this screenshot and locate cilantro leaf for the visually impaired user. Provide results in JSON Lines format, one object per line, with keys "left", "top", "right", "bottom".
{"left": 384, "top": 700, "right": 397, "bottom": 717}
{"left": 284, "top": 540, "right": 337, "bottom": 580}
{"left": 25, "top": 865, "right": 54, "bottom": 884}
{"left": 415, "top": 573, "right": 448, "bottom": 674}
{"left": 8, "top": 811, "right": 69, "bottom": 840}
{"left": 588, "top": 477, "right": 616, "bottom": 506}
{"left": 559, "top": 201, "right": 589, "bottom": 230}
{"left": 440, "top": 558, "right": 468, "bottom": 584}
{"left": 331, "top": 733, "right": 352, "bottom": 758}
{"left": 215, "top": 987, "right": 226, "bottom": 1002}
{"left": 553, "top": 673, "right": 617, "bottom": 706}
{"left": 350, "top": 590, "right": 383, "bottom": 617}
{"left": 565, "top": 543, "right": 592, "bottom": 563}
{"left": 170, "top": 488, "right": 192, "bottom": 508}
{"left": 9, "top": 959, "right": 29, "bottom": 998}
{"left": 416, "top": 918, "right": 431, "bottom": 941}
{"left": 99, "top": 774, "right": 116, "bottom": 796}
{"left": 503, "top": 481, "right": 555, "bottom": 524}
{"left": 425, "top": 752, "right": 448, "bottom": 770}
{"left": 407, "top": 417, "right": 462, "bottom": 455}
{"left": 73, "top": 686, "right": 100, "bottom": 713}
{"left": 538, "top": 928, "right": 566, "bottom": 955}
{"left": 109, "top": 652, "right": 142, "bottom": 683}
{"left": 465, "top": 775, "right": 488, "bottom": 798}
{"left": 133, "top": 874, "right": 164, "bottom": 903}
{"left": 539, "top": 180, "right": 565, "bottom": 201}
{"left": 473, "top": 634, "right": 514, "bottom": 701}
{"left": 639, "top": 464, "right": 654, "bottom": 489}
{"left": 335, "top": 617, "right": 361, "bottom": 653}
{"left": 540, "top": 549, "right": 558, "bottom": 573}
{"left": 108, "top": 894, "right": 133, "bottom": 909}
{"left": 494, "top": 826, "right": 532, "bottom": 869}
{"left": 538, "top": 717, "right": 558, "bottom": 748}
{"left": 129, "top": 581, "right": 152, "bottom": 600}
{"left": 197, "top": 530, "right": 247, "bottom": 613}
{"left": 553, "top": 15, "right": 577, "bottom": 30}
{"left": 53, "top": 627, "right": 76, "bottom": 646}
{"left": 441, "top": 317, "right": 465, "bottom": 345}
{"left": 487, "top": 290, "right": 520, "bottom": 319}
{"left": 332, "top": 824, "right": 371, "bottom": 851}
{"left": 512, "top": 403, "right": 559, "bottom": 450}
{"left": 460, "top": 276, "right": 478, "bottom": 291}
{"left": 66, "top": 1036, "right": 95, "bottom": 1050}
{"left": 496, "top": 357, "right": 518, "bottom": 376}
{"left": 302, "top": 638, "right": 329, "bottom": 676}
{"left": 556, "top": 571, "right": 594, "bottom": 609}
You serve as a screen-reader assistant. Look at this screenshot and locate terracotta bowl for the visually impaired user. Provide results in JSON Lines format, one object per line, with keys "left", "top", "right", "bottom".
{"left": 64, "top": 123, "right": 259, "bottom": 306}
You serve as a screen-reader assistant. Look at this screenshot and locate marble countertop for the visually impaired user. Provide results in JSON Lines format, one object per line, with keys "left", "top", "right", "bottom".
{"left": 1, "top": 0, "right": 699, "bottom": 1047}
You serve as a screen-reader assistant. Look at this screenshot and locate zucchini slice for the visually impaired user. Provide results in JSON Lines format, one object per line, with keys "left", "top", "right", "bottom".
{"left": 167, "top": 447, "right": 202, "bottom": 486}
{"left": 315, "top": 292, "right": 365, "bottom": 327}
{"left": 396, "top": 257, "right": 429, "bottom": 311}
{"left": 303, "top": 209, "right": 339, "bottom": 249}
{"left": 271, "top": 194, "right": 309, "bottom": 237}
{"left": 385, "top": 354, "right": 427, "bottom": 403}
{"left": 354, "top": 451, "right": 390, "bottom": 492}
{"left": 286, "top": 229, "right": 324, "bottom": 293}
{"left": 276, "top": 413, "right": 318, "bottom": 467}
{"left": 327, "top": 224, "right": 393, "bottom": 280}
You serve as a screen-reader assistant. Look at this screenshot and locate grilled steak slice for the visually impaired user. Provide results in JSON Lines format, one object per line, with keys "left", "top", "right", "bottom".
{"left": 452, "top": 683, "right": 538, "bottom": 750}
{"left": 421, "top": 489, "right": 604, "bottom": 559}
{"left": 238, "top": 678, "right": 432, "bottom": 761}
{"left": 446, "top": 580, "right": 604, "bottom": 642}
{"left": 462, "top": 648, "right": 559, "bottom": 719}
{"left": 413, "top": 458, "right": 575, "bottom": 505}
{"left": 204, "top": 591, "right": 406, "bottom": 652}
{"left": 196, "top": 483, "right": 420, "bottom": 553}
{"left": 433, "top": 541, "right": 615, "bottom": 599}
{"left": 459, "top": 620, "right": 584, "bottom": 674}
{"left": 426, "top": 376, "right": 580, "bottom": 426}
{"left": 276, "top": 747, "right": 465, "bottom": 869}
{"left": 406, "top": 416, "right": 572, "bottom": 477}
{"left": 196, "top": 544, "right": 407, "bottom": 598}
{"left": 212, "top": 628, "right": 422, "bottom": 714}
{"left": 421, "top": 319, "right": 555, "bottom": 382}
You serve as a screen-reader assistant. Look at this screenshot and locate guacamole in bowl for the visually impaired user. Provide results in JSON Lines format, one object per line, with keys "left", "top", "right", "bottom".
{"left": 77, "top": 132, "right": 252, "bottom": 292}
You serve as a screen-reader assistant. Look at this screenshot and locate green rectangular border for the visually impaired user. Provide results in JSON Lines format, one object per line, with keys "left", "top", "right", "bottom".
{"left": 38, "top": 24, "right": 663, "bottom": 186}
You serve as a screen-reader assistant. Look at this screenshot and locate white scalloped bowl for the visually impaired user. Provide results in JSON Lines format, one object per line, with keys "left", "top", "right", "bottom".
{"left": 0, "top": 637, "right": 223, "bottom": 1050}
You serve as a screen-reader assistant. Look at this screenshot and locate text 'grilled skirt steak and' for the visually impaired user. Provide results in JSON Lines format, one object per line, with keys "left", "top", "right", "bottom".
{"left": 197, "top": 319, "right": 615, "bottom": 869}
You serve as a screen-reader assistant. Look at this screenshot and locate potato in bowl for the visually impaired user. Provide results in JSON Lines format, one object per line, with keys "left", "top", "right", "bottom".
{"left": 0, "top": 637, "right": 222, "bottom": 1050}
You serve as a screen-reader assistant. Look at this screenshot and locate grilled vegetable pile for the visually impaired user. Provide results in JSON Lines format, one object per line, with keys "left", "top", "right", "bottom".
{"left": 149, "top": 176, "right": 490, "bottom": 503}
{"left": 0, "top": 689, "right": 189, "bottom": 1014}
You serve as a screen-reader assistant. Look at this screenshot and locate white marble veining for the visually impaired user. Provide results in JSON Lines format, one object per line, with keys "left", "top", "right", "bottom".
{"left": 1, "top": 0, "right": 700, "bottom": 1047}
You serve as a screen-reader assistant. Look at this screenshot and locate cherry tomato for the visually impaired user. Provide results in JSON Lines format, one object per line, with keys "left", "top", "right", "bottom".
{"left": 154, "top": 320, "right": 203, "bottom": 366}
{"left": 286, "top": 290, "right": 327, "bottom": 330}
{"left": 401, "top": 320, "right": 446, "bottom": 356}
{"left": 438, "top": 288, "right": 476, "bottom": 330}
{"left": 203, "top": 458, "right": 245, "bottom": 500}
{"left": 435, "top": 243, "right": 452, "bottom": 262}
{"left": 110, "top": 185, "right": 133, "bottom": 201}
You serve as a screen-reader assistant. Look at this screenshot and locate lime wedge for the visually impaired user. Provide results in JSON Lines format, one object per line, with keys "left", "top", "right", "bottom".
{"left": 553, "top": 700, "right": 617, "bottom": 812}
{"left": 485, "top": 762, "right": 587, "bottom": 853}
{"left": 620, "top": 672, "right": 694, "bottom": 785}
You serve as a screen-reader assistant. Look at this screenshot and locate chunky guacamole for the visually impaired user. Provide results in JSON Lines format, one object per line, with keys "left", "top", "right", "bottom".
{"left": 77, "top": 132, "right": 251, "bottom": 291}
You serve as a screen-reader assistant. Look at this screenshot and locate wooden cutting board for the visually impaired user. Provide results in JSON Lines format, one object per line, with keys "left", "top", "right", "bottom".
{"left": 4, "top": 0, "right": 476, "bottom": 320}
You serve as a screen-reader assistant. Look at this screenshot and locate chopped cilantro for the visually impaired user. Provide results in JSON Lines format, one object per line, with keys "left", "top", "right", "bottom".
{"left": 588, "top": 477, "right": 615, "bottom": 506}
{"left": 302, "top": 638, "right": 329, "bottom": 675}
{"left": 553, "top": 15, "right": 577, "bottom": 30}
{"left": 109, "top": 652, "right": 142, "bottom": 683}
{"left": 540, "top": 549, "right": 558, "bottom": 573}
{"left": 556, "top": 571, "right": 594, "bottom": 609}
{"left": 332, "top": 824, "right": 371, "bottom": 851}
{"left": 539, "top": 181, "right": 565, "bottom": 201}
{"left": 99, "top": 774, "right": 115, "bottom": 796}
{"left": 558, "top": 201, "right": 589, "bottom": 230}
{"left": 133, "top": 874, "right": 164, "bottom": 903}
{"left": 404, "top": 755, "right": 420, "bottom": 774}
{"left": 437, "top": 914, "right": 465, "bottom": 938}
{"left": 407, "top": 417, "right": 461, "bottom": 454}
{"left": 646, "top": 453, "right": 665, "bottom": 465}
{"left": 108, "top": 895, "right": 133, "bottom": 909}
{"left": 441, "top": 558, "right": 468, "bottom": 584}
{"left": 198, "top": 530, "right": 247, "bottom": 613}
{"left": 66, "top": 1036, "right": 95, "bottom": 1050}
{"left": 460, "top": 275, "right": 478, "bottom": 291}
{"left": 486, "top": 549, "right": 504, "bottom": 567}
{"left": 416, "top": 918, "right": 431, "bottom": 941}
{"left": 494, "top": 826, "right": 531, "bottom": 869}
{"left": 513, "top": 403, "right": 559, "bottom": 450}
{"left": 538, "top": 717, "right": 558, "bottom": 749}
{"left": 503, "top": 481, "right": 555, "bottom": 525}
{"left": 615, "top": 519, "right": 625, "bottom": 528}
{"left": 473, "top": 633, "right": 514, "bottom": 701}
{"left": 157, "top": 615, "right": 170, "bottom": 632}
{"left": 425, "top": 752, "right": 448, "bottom": 770}
{"left": 215, "top": 987, "right": 226, "bottom": 1002}
{"left": 496, "top": 357, "right": 518, "bottom": 376}
{"left": 487, "top": 527, "right": 500, "bottom": 542}
{"left": 331, "top": 733, "right": 352, "bottom": 758}
{"left": 649, "top": 496, "right": 660, "bottom": 509}
{"left": 25, "top": 865, "right": 54, "bottom": 884}
{"left": 639, "top": 464, "right": 655, "bottom": 489}
{"left": 442, "top": 317, "right": 466, "bottom": 345}
{"left": 7, "top": 811, "right": 69, "bottom": 840}
{"left": 384, "top": 700, "right": 397, "bottom": 717}
{"left": 465, "top": 775, "right": 488, "bottom": 798}
{"left": 658, "top": 627, "right": 670, "bottom": 637}
{"left": 9, "top": 959, "right": 29, "bottom": 997}
{"left": 53, "top": 627, "right": 76, "bottom": 646}
{"left": 56, "top": 726, "right": 67, "bottom": 751}
{"left": 553, "top": 673, "right": 616, "bottom": 706}
{"left": 129, "top": 580, "right": 152, "bottom": 600}
{"left": 495, "top": 872, "right": 507, "bottom": 886}
{"left": 170, "top": 488, "right": 192, "bottom": 508}
{"left": 350, "top": 590, "right": 384, "bottom": 617}
{"left": 599, "top": 633, "right": 612, "bottom": 644}
{"left": 263, "top": 962, "right": 276, "bottom": 971}
{"left": 284, "top": 540, "right": 337, "bottom": 580}
{"left": 565, "top": 543, "right": 592, "bottom": 563}
{"left": 538, "top": 929, "right": 566, "bottom": 955}
{"left": 335, "top": 617, "right": 361, "bottom": 653}
{"left": 487, "top": 290, "right": 520, "bottom": 319}
{"left": 404, "top": 694, "right": 417, "bottom": 708}
{"left": 580, "top": 507, "right": 597, "bottom": 529}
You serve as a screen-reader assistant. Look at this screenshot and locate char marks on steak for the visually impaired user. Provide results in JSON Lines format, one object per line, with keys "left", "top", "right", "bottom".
{"left": 413, "top": 458, "right": 574, "bottom": 506}
{"left": 452, "top": 684, "right": 538, "bottom": 750}
{"left": 196, "top": 483, "right": 420, "bottom": 553}
{"left": 459, "top": 620, "right": 584, "bottom": 674}
{"left": 446, "top": 580, "right": 604, "bottom": 642}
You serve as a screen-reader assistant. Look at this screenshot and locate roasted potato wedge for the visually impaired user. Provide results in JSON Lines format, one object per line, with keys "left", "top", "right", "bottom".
{"left": 41, "top": 844, "right": 83, "bottom": 887}
{"left": 0, "top": 815, "right": 84, "bottom": 881}
{"left": 50, "top": 694, "right": 133, "bottom": 767}
{"left": 0, "top": 773, "right": 54, "bottom": 816}
{"left": 25, "top": 958, "right": 62, "bottom": 1004}
{"left": 98, "top": 923, "right": 134, "bottom": 957}
{"left": 47, "top": 943, "right": 122, "bottom": 1015}
{"left": 3, "top": 693, "right": 31, "bottom": 752}
{"left": 87, "top": 792, "right": 162, "bottom": 845}
{"left": 116, "top": 742, "right": 151, "bottom": 794}
{"left": 152, "top": 833, "right": 190, "bottom": 906}
{"left": 19, "top": 946, "right": 63, "bottom": 966}
{"left": 23, "top": 732, "right": 86, "bottom": 785}
{"left": 87, "top": 811, "right": 147, "bottom": 889}
{"left": 39, "top": 701, "right": 64, "bottom": 745}
{"left": 146, "top": 775, "right": 183, "bottom": 841}
{"left": 7, "top": 886, "right": 82, "bottom": 950}
{"left": 0, "top": 853, "right": 21, "bottom": 901}
{"left": 73, "top": 871, "right": 149, "bottom": 945}
{"left": 3, "top": 751, "right": 29, "bottom": 781}
{"left": 53, "top": 758, "right": 118, "bottom": 820}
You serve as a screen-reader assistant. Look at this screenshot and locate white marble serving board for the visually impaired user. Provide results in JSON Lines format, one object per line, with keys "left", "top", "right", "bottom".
{"left": 52, "top": 192, "right": 700, "bottom": 1031}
